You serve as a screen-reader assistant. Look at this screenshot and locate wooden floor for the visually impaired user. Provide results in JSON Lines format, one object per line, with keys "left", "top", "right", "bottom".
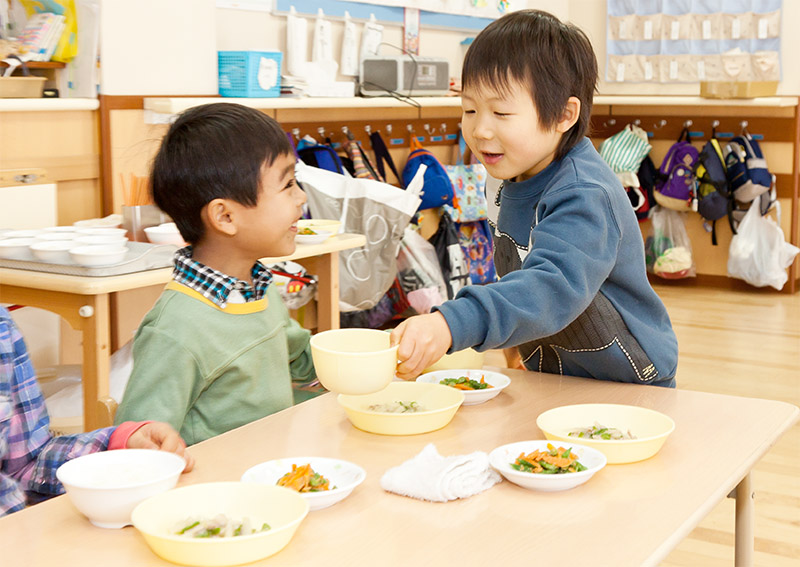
{"left": 654, "top": 284, "right": 800, "bottom": 567}
{"left": 485, "top": 283, "right": 800, "bottom": 566}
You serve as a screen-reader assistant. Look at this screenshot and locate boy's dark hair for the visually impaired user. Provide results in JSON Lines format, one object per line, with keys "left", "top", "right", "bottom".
{"left": 151, "top": 103, "right": 293, "bottom": 244}
{"left": 462, "top": 10, "right": 597, "bottom": 161}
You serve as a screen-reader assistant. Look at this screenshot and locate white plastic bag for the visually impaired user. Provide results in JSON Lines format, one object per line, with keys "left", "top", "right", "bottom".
{"left": 396, "top": 227, "right": 447, "bottom": 312}
{"left": 728, "top": 202, "right": 800, "bottom": 290}
{"left": 645, "top": 206, "right": 696, "bottom": 279}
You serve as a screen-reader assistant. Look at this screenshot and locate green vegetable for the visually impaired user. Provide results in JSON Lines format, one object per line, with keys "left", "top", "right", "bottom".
{"left": 177, "top": 521, "right": 200, "bottom": 535}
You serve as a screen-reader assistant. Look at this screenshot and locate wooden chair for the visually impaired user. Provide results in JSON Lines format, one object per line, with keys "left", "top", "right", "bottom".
{"left": 97, "top": 396, "right": 118, "bottom": 428}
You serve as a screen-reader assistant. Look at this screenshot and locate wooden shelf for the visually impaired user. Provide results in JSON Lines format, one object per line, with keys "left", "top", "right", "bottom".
{"left": 0, "top": 61, "right": 66, "bottom": 68}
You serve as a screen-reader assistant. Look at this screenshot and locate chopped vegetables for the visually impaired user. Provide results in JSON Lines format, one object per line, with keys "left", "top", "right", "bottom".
{"left": 277, "top": 463, "right": 333, "bottom": 492}
{"left": 298, "top": 227, "right": 317, "bottom": 235}
{"left": 568, "top": 422, "right": 636, "bottom": 440}
{"left": 367, "top": 401, "right": 425, "bottom": 413}
{"left": 439, "top": 375, "right": 493, "bottom": 390}
{"left": 510, "top": 444, "right": 588, "bottom": 474}
{"left": 174, "top": 515, "right": 270, "bottom": 538}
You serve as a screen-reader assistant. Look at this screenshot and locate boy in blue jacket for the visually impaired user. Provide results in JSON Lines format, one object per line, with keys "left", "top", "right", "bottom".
{"left": 392, "top": 10, "right": 678, "bottom": 387}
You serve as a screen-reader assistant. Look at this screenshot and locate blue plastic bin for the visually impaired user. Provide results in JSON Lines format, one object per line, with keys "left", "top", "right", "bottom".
{"left": 218, "top": 51, "right": 282, "bottom": 98}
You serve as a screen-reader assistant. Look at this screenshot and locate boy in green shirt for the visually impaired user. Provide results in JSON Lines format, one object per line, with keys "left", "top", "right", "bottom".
{"left": 115, "top": 103, "right": 316, "bottom": 445}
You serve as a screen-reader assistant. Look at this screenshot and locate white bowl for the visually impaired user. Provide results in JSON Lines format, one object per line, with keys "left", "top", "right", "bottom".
{"left": 69, "top": 244, "right": 128, "bottom": 266}
{"left": 30, "top": 240, "right": 76, "bottom": 263}
{"left": 416, "top": 369, "right": 510, "bottom": 405}
{"left": 76, "top": 227, "right": 128, "bottom": 237}
{"left": 73, "top": 214, "right": 123, "bottom": 229}
{"left": 0, "top": 238, "right": 37, "bottom": 259}
{"left": 295, "top": 229, "right": 333, "bottom": 245}
{"left": 56, "top": 449, "right": 185, "bottom": 528}
{"left": 241, "top": 457, "right": 366, "bottom": 511}
{"left": 144, "top": 224, "right": 186, "bottom": 246}
{"left": 43, "top": 225, "right": 79, "bottom": 234}
{"left": 75, "top": 234, "right": 128, "bottom": 246}
{"left": 36, "top": 231, "right": 77, "bottom": 241}
{"left": 310, "top": 328, "right": 399, "bottom": 395}
{"left": 132, "top": 482, "right": 308, "bottom": 566}
{"left": 489, "top": 440, "right": 607, "bottom": 492}
{"left": 2, "top": 229, "right": 41, "bottom": 239}
{"left": 298, "top": 219, "right": 341, "bottom": 235}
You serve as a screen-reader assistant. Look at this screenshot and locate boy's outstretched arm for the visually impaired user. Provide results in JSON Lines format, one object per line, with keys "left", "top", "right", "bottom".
{"left": 390, "top": 312, "right": 453, "bottom": 380}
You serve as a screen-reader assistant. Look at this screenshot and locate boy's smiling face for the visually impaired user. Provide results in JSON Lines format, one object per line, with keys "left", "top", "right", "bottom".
{"left": 231, "top": 152, "right": 306, "bottom": 259}
{"left": 461, "top": 80, "right": 567, "bottom": 182}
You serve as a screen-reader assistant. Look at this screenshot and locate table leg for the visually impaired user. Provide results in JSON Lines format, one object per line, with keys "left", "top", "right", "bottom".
{"left": 79, "top": 294, "right": 111, "bottom": 431}
{"left": 734, "top": 472, "right": 755, "bottom": 567}
{"left": 303, "top": 252, "right": 340, "bottom": 332}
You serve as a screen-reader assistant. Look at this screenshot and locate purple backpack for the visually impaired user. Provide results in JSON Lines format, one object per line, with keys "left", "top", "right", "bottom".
{"left": 653, "top": 131, "right": 699, "bottom": 211}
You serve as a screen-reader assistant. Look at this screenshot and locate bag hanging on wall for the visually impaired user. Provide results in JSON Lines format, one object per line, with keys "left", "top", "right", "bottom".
{"left": 653, "top": 128, "right": 699, "bottom": 211}
{"left": 296, "top": 160, "right": 421, "bottom": 311}
{"left": 427, "top": 210, "right": 470, "bottom": 299}
{"left": 694, "top": 135, "right": 731, "bottom": 245}
{"left": 456, "top": 219, "right": 496, "bottom": 285}
{"left": 644, "top": 205, "right": 696, "bottom": 279}
{"left": 442, "top": 133, "right": 489, "bottom": 223}
{"left": 728, "top": 201, "right": 800, "bottom": 290}
{"left": 370, "top": 130, "right": 401, "bottom": 183}
{"left": 401, "top": 137, "right": 455, "bottom": 211}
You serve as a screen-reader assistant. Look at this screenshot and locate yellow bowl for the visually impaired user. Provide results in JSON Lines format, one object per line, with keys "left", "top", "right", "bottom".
{"left": 131, "top": 482, "right": 309, "bottom": 566}
{"left": 536, "top": 404, "right": 675, "bottom": 464}
{"left": 310, "top": 329, "right": 398, "bottom": 395}
{"left": 423, "top": 348, "right": 485, "bottom": 372}
{"left": 337, "top": 381, "right": 465, "bottom": 435}
{"left": 298, "top": 219, "right": 341, "bottom": 235}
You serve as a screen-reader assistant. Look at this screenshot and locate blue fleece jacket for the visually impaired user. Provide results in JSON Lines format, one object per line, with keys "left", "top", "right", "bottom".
{"left": 436, "top": 138, "right": 678, "bottom": 381}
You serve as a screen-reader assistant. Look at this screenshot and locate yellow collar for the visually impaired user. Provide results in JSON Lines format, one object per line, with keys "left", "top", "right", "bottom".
{"left": 165, "top": 281, "right": 268, "bottom": 314}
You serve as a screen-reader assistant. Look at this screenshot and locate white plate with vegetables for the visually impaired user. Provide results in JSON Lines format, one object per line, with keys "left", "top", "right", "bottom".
{"left": 489, "top": 440, "right": 607, "bottom": 492}
{"left": 241, "top": 457, "right": 366, "bottom": 511}
{"left": 415, "top": 369, "right": 510, "bottom": 405}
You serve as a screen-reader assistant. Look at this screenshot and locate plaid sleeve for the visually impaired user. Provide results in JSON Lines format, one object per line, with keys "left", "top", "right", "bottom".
{"left": 0, "top": 309, "right": 115, "bottom": 516}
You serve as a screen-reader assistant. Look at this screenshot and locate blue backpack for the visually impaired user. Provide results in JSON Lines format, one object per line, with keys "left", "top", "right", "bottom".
{"left": 401, "top": 138, "right": 454, "bottom": 211}
{"left": 298, "top": 143, "right": 345, "bottom": 175}
{"left": 724, "top": 134, "right": 772, "bottom": 204}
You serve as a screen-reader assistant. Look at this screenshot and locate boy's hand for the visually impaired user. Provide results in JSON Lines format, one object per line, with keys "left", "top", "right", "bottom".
{"left": 127, "top": 422, "right": 195, "bottom": 473}
{"left": 391, "top": 312, "right": 453, "bottom": 380}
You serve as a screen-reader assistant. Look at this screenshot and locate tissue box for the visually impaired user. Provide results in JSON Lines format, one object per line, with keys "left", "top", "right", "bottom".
{"left": 700, "top": 81, "right": 778, "bottom": 99}
{"left": 218, "top": 51, "right": 282, "bottom": 98}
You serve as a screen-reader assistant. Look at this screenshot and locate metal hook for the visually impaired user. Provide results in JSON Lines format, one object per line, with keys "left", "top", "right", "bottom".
{"left": 653, "top": 119, "right": 667, "bottom": 129}
{"left": 291, "top": 127, "right": 301, "bottom": 140}
{"left": 711, "top": 120, "right": 720, "bottom": 128}
{"left": 407, "top": 124, "right": 415, "bottom": 134}
{"left": 683, "top": 119, "right": 693, "bottom": 128}
{"left": 365, "top": 124, "right": 372, "bottom": 135}
{"left": 633, "top": 119, "right": 641, "bottom": 126}
{"left": 386, "top": 124, "right": 393, "bottom": 135}
{"left": 317, "top": 126, "right": 326, "bottom": 138}
{"left": 740, "top": 120, "right": 750, "bottom": 136}
{"left": 440, "top": 122, "right": 447, "bottom": 134}
{"left": 603, "top": 118, "right": 617, "bottom": 128}
{"left": 424, "top": 123, "right": 435, "bottom": 136}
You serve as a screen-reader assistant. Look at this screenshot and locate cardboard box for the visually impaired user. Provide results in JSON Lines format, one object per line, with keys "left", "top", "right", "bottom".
{"left": 700, "top": 81, "right": 779, "bottom": 99}
{"left": 0, "top": 76, "right": 46, "bottom": 98}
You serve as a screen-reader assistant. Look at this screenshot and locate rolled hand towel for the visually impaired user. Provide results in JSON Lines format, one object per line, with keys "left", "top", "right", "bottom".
{"left": 380, "top": 443, "right": 501, "bottom": 502}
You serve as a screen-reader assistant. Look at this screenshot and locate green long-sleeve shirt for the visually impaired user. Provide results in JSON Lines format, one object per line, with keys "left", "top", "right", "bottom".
{"left": 115, "top": 282, "right": 315, "bottom": 445}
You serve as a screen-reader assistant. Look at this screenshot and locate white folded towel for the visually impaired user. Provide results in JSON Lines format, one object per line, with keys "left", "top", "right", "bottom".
{"left": 380, "top": 443, "right": 502, "bottom": 503}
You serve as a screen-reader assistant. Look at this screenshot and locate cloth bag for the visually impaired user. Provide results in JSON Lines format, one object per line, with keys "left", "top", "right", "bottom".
{"left": 428, "top": 210, "right": 470, "bottom": 299}
{"left": 645, "top": 206, "right": 696, "bottom": 279}
{"left": 728, "top": 203, "right": 800, "bottom": 290}
{"left": 296, "top": 160, "right": 422, "bottom": 311}
{"left": 442, "top": 133, "right": 489, "bottom": 223}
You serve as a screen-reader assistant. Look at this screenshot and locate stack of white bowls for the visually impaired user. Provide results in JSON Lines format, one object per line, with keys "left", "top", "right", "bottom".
{"left": 0, "top": 226, "right": 129, "bottom": 266}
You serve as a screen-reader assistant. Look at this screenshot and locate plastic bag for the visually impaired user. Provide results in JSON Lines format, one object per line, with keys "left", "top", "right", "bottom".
{"left": 644, "top": 206, "right": 696, "bottom": 279}
{"left": 727, "top": 202, "right": 800, "bottom": 290}
{"left": 396, "top": 227, "right": 447, "bottom": 312}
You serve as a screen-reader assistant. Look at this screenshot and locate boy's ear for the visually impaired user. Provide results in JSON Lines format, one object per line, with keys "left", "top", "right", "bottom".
{"left": 556, "top": 96, "right": 581, "bottom": 133}
{"left": 202, "top": 199, "right": 238, "bottom": 237}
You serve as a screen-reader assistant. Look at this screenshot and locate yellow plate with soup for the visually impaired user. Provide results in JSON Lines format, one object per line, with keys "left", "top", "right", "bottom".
{"left": 337, "top": 382, "right": 465, "bottom": 435}
{"left": 536, "top": 404, "right": 675, "bottom": 464}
